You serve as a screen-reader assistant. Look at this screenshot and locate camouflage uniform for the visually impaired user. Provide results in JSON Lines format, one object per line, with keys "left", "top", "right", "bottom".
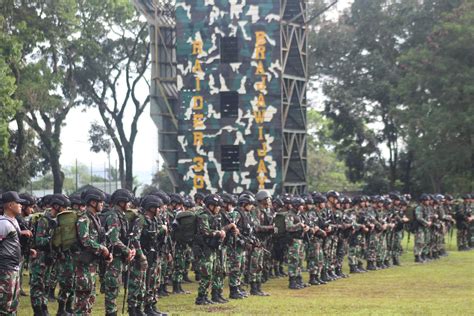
{"left": 414, "top": 204, "right": 430, "bottom": 261}
{"left": 127, "top": 211, "right": 148, "bottom": 313}
{"left": 141, "top": 213, "right": 166, "bottom": 312}
{"left": 285, "top": 209, "right": 305, "bottom": 285}
{"left": 56, "top": 251, "right": 75, "bottom": 312}
{"left": 225, "top": 208, "right": 245, "bottom": 292}
{"left": 303, "top": 207, "right": 325, "bottom": 283}
{"left": 73, "top": 209, "right": 107, "bottom": 315}
{"left": 348, "top": 207, "right": 366, "bottom": 272}
{"left": 194, "top": 207, "right": 221, "bottom": 303}
{"left": 29, "top": 212, "right": 56, "bottom": 311}
{"left": 104, "top": 207, "right": 132, "bottom": 314}
{"left": 455, "top": 202, "right": 472, "bottom": 250}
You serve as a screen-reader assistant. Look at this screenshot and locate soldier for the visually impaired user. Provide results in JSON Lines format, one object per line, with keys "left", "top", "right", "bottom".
{"left": 73, "top": 187, "right": 112, "bottom": 315}
{"left": 30, "top": 194, "right": 69, "bottom": 316}
{"left": 126, "top": 204, "right": 148, "bottom": 316}
{"left": 455, "top": 194, "right": 473, "bottom": 251}
{"left": 365, "top": 196, "right": 381, "bottom": 270}
{"left": 140, "top": 195, "right": 168, "bottom": 316}
{"left": 303, "top": 194, "right": 326, "bottom": 285}
{"left": 347, "top": 196, "right": 368, "bottom": 273}
{"left": 18, "top": 193, "right": 36, "bottom": 297}
{"left": 0, "top": 191, "right": 28, "bottom": 315}
{"left": 170, "top": 193, "right": 190, "bottom": 295}
{"left": 414, "top": 194, "right": 432, "bottom": 262}
{"left": 221, "top": 193, "right": 246, "bottom": 300}
{"left": 270, "top": 196, "right": 287, "bottom": 278}
{"left": 249, "top": 191, "right": 275, "bottom": 294}
{"left": 194, "top": 194, "right": 228, "bottom": 305}
{"left": 103, "top": 189, "right": 136, "bottom": 316}
{"left": 390, "top": 197, "right": 409, "bottom": 266}
{"left": 286, "top": 197, "right": 310, "bottom": 289}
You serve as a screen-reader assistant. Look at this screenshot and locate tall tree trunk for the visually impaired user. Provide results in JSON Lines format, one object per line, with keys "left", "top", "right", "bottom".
{"left": 124, "top": 143, "right": 134, "bottom": 190}
{"left": 50, "top": 151, "right": 64, "bottom": 193}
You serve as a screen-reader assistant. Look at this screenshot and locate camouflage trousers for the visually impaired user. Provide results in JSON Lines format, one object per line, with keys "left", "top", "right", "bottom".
{"left": 128, "top": 255, "right": 148, "bottom": 310}
{"left": 287, "top": 239, "right": 304, "bottom": 278}
{"left": 73, "top": 260, "right": 98, "bottom": 315}
{"left": 172, "top": 243, "right": 187, "bottom": 283}
{"left": 391, "top": 230, "right": 403, "bottom": 260}
{"left": 306, "top": 239, "right": 323, "bottom": 276}
{"left": 0, "top": 269, "right": 20, "bottom": 315}
{"left": 57, "top": 253, "right": 75, "bottom": 306}
{"left": 365, "top": 232, "right": 378, "bottom": 262}
{"left": 212, "top": 247, "right": 227, "bottom": 290}
{"left": 103, "top": 256, "right": 124, "bottom": 314}
{"left": 248, "top": 246, "right": 264, "bottom": 283}
{"left": 376, "top": 232, "right": 387, "bottom": 263}
{"left": 423, "top": 229, "right": 432, "bottom": 256}
{"left": 29, "top": 252, "right": 52, "bottom": 308}
{"left": 197, "top": 251, "right": 217, "bottom": 296}
{"left": 322, "top": 236, "right": 337, "bottom": 271}
{"left": 227, "top": 245, "right": 245, "bottom": 287}
{"left": 348, "top": 234, "right": 364, "bottom": 266}
{"left": 145, "top": 256, "right": 161, "bottom": 306}
{"left": 414, "top": 228, "right": 427, "bottom": 256}
{"left": 335, "top": 237, "right": 347, "bottom": 269}
{"left": 160, "top": 255, "right": 170, "bottom": 289}
{"left": 457, "top": 227, "right": 469, "bottom": 249}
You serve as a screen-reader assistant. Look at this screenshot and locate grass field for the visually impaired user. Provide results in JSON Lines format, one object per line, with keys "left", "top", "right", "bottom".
{"left": 18, "top": 235, "right": 474, "bottom": 315}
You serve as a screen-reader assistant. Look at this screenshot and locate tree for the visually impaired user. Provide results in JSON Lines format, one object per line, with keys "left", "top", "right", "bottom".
{"left": 306, "top": 109, "right": 361, "bottom": 192}
{"left": 75, "top": 1, "right": 150, "bottom": 190}
{"left": 309, "top": 0, "right": 463, "bottom": 191}
{"left": 3, "top": 1, "right": 83, "bottom": 193}
{"left": 395, "top": 1, "right": 474, "bottom": 193}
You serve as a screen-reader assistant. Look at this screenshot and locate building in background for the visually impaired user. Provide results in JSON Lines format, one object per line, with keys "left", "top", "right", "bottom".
{"left": 134, "top": 0, "right": 308, "bottom": 195}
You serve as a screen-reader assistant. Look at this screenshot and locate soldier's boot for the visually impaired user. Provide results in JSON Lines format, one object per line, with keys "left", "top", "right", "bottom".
{"left": 161, "top": 284, "right": 170, "bottom": 296}
{"left": 309, "top": 274, "right": 320, "bottom": 285}
{"left": 328, "top": 269, "right": 339, "bottom": 280}
{"left": 42, "top": 304, "right": 50, "bottom": 316}
{"left": 229, "top": 286, "right": 243, "bottom": 299}
{"left": 376, "top": 261, "right": 383, "bottom": 269}
{"left": 195, "top": 294, "right": 210, "bottom": 305}
{"left": 415, "top": 255, "right": 422, "bottom": 263}
{"left": 367, "top": 261, "right": 377, "bottom": 270}
{"left": 153, "top": 304, "right": 168, "bottom": 316}
{"left": 392, "top": 257, "right": 401, "bottom": 266}
{"left": 297, "top": 275, "right": 310, "bottom": 288}
{"left": 289, "top": 277, "right": 299, "bottom": 290}
{"left": 33, "top": 305, "right": 43, "bottom": 316}
{"left": 144, "top": 304, "right": 161, "bottom": 316}
{"left": 218, "top": 289, "right": 230, "bottom": 302}
{"left": 420, "top": 254, "right": 427, "bottom": 262}
{"left": 384, "top": 259, "right": 391, "bottom": 268}
{"left": 250, "top": 282, "right": 261, "bottom": 295}
{"left": 105, "top": 312, "right": 117, "bottom": 316}
{"left": 279, "top": 265, "right": 288, "bottom": 276}
{"left": 321, "top": 270, "right": 330, "bottom": 282}
{"left": 257, "top": 282, "right": 270, "bottom": 296}
{"left": 172, "top": 281, "right": 182, "bottom": 294}
{"left": 433, "top": 251, "right": 440, "bottom": 259}
{"left": 337, "top": 267, "right": 349, "bottom": 278}
{"left": 56, "top": 301, "right": 68, "bottom": 316}
{"left": 238, "top": 285, "right": 249, "bottom": 298}
{"left": 183, "top": 271, "right": 193, "bottom": 283}
{"left": 316, "top": 275, "right": 327, "bottom": 285}
{"left": 178, "top": 282, "right": 191, "bottom": 294}
{"left": 211, "top": 289, "right": 225, "bottom": 304}
{"left": 268, "top": 267, "right": 275, "bottom": 278}
{"left": 194, "top": 271, "right": 201, "bottom": 281}
{"left": 349, "top": 265, "right": 358, "bottom": 274}
{"left": 357, "top": 262, "right": 367, "bottom": 273}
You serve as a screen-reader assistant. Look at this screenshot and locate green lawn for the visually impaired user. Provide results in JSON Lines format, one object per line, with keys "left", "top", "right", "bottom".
{"left": 19, "top": 235, "right": 474, "bottom": 315}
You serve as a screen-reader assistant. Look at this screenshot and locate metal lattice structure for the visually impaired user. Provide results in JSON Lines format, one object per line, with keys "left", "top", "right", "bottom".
{"left": 134, "top": 0, "right": 309, "bottom": 194}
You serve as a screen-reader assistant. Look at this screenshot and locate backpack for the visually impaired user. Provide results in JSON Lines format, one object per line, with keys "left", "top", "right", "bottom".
{"left": 52, "top": 210, "right": 79, "bottom": 251}
{"left": 273, "top": 212, "right": 287, "bottom": 237}
{"left": 172, "top": 211, "right": 197, "bottom": 245}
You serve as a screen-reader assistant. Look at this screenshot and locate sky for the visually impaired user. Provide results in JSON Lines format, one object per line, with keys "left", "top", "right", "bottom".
{"left": 59, "top": 0, "right": 353, "bottom": 187}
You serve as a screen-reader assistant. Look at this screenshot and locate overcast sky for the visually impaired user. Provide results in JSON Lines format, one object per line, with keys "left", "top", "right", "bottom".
{"left": 59, "top": 1, "right": 353, "bottom": 187}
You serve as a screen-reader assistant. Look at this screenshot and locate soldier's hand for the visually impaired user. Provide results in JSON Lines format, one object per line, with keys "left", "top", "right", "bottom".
{"left": 105, "top": 253, "right": 113, "bottom": 264}
{"left": 427, "top": 221, "right": 432, "bottom": 227}
{"left": 303, "top": 225, "right": 310, "bottom": 233}
{"left": 101, "top": 246, "right": 110, "bottom": 259}
{"left": 20, "top": 230, "right": 33, "bottom": 238}
{"left": 273, "top": 226, "right": 279, "bottom": 234}
{"left": 162, "top": 225, "right": 168, "bottom": 233}
{"left": 233, "top": 228, "right": 240, "bottom": 236}
{"left": 30, "top": 248, "right": 37, "bottom": 258}
{"left": 127, "top": 248, "right": 136, "bottom": 262}
{"left": 219, "top": 230, "right": 226, "bottom": 239}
